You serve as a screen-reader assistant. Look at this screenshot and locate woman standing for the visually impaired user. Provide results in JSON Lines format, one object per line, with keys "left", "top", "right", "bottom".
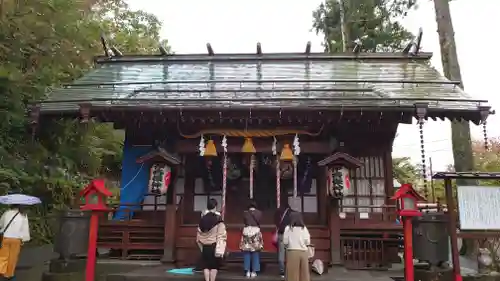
{"left": 283, "top": 212, "right": 310, "bottom": 281}
{"left": 240, "top": 200, "right": 263, "bottom": 278}
{"left": 274, "top": 203, "right": 291, "bottom": 278}
{"left": 0, "top": 205, "right": 30, "bottom": 280}
{"left": 196, "top": 199, "right": 227, "bottom": 281}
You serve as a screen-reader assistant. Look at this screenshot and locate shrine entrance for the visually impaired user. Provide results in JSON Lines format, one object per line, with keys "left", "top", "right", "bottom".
{"left": 223, "top": 153, "right": 279, "bottom": 225}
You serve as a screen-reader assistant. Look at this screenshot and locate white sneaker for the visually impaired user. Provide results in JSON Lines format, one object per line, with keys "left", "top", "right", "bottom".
{"left": 246, "top": 272, "right": 251, "bottom": 278}
{"left": 250, "top": 272, "right": 257, "bottom": 278}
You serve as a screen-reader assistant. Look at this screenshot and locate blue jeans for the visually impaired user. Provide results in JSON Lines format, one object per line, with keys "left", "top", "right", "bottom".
{"left": 278, "top": 234, "right": 285, "bottom": 273}
{"left": 243, "top": 251, "right": 260, "bottom": 272}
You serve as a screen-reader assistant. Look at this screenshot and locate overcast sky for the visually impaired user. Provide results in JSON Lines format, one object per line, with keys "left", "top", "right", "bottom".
{"left": 127, "top": 0, "right": 499, "bottom": 170}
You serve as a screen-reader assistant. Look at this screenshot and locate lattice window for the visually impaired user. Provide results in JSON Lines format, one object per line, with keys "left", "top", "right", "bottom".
{"left": 342, "top": 156, "right": 386, "bottom": 213}
{"left": 193, "top": 178, "right": 222, "bottom": 212}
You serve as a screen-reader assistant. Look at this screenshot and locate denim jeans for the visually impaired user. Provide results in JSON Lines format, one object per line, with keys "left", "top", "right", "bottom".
{"left": 278, "top": 234, "right": 285, "bottom": 273}
{"left": 243, "top": 251, "right": 260, "bottom": 272}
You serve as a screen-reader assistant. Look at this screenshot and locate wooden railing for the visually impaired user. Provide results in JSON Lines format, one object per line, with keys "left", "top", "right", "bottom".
{"left": 97, "top": 203, "right": 167, "bottom": 260}
{"left": 340, "top": 236, "right": 400, "bottom": 269}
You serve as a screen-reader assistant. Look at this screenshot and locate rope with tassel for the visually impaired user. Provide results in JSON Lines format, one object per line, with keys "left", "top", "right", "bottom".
{"left": 221, "top": 135, "right": 228, "bottom": 219}
{"left": 250, "top": 155, "right": 255, "bottom": 199}
{"left": 293, "top": 134, "right": 300, "bottom": 198}
{"left": 273, "top": 137, "right": 280, "bottom": 208}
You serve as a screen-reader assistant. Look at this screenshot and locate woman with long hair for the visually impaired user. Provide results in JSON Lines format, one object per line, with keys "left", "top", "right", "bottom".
{"left": 196, "top": 198, "right": 227, "bottom": 281}
{"left": 283, "top": 212, "right": 310, "bottom": 281}
{"left": 274, "top": 202, "right": 291, "bottom": 278}
{"left": 0, "top": 204, "right": 30, "bottom": 279}
{"left": 240, "top": 200, "right": 263, "bottom": 278}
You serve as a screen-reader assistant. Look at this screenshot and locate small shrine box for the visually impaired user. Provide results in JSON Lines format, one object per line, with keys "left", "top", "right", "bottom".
{"left": 391, "top": 183, "right": 425, "bottom": 217}
{"left": 79, "top": 179, "right": 112, "bottom": 211}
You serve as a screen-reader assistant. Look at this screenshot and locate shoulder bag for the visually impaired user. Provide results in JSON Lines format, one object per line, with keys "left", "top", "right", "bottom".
{"left": 272, "top": 208, "right": 289, "bottom": 247}
{"left": 0, "top": 212, "right": 20, "bottom": 248}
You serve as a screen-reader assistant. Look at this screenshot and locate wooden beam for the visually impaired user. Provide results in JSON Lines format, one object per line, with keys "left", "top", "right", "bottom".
{"left": 174, "top": 139, "right": 332, "bottom": 154}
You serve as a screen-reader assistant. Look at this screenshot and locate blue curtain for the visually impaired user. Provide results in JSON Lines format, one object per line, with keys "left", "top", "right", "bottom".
{"left": 113, "top": 144, "right": 152, "bottom": 220}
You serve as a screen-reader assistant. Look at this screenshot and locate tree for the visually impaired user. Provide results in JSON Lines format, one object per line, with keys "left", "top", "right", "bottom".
{"left": 393, "top": 157, "right": 420, "bottom": 184}
{"left": 0, "top": 0, "right": 169, "bottom": 244}
{"left": 433, "top": 0, "right": 475, "bottom": 185}
{"left": 312, "top": 0, "right": 414, "bottom": 53}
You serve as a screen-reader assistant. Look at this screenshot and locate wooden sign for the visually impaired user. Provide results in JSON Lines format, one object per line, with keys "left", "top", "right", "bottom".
{"left": 458, "top": 186, "right": 500, "bottom": 230}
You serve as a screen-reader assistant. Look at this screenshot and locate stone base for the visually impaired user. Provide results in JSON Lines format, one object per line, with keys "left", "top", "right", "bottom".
{"left": 49, "top": 258, "right": 87, "bottom": 273}
{"left": 42, "top": 271, "right": 84, "bottom": 281}
{"left": 414, "top": 267, "right": 453, "bottom": 281}
{"left": 464, "top": 274, "right": 500, "bottom": 281}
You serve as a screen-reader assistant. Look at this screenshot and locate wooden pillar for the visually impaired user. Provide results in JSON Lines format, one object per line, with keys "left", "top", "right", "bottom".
{"left": 445, "top": 178, "right": 462, "bottom": 281}
{"left": 318, "top": 168, "right": 327, "bottom": 224}
{"left": 161, "top": 204, "right": 177, "bottom": 263}
{"left": 329, "top": 199, "right": 342, "bottom": 266}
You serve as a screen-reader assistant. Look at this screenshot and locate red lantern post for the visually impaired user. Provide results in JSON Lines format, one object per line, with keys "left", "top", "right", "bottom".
{"left": 391, "top": 183, "right": 425, "bottom": 281}
{"left": 79, "top": 179, "right": 112, "bottom": 281}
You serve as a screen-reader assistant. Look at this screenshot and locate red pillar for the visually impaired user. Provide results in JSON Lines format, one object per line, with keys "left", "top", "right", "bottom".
{"left": 85, "top": 212, "right": 99, "bottom": 281}
{"left": 403, "top": 217, "right": 414, "bottom": 281}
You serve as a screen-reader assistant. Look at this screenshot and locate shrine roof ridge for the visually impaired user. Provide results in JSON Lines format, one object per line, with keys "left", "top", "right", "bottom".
{"left": 94, "top": 51, "right": 434, "bottom": 64}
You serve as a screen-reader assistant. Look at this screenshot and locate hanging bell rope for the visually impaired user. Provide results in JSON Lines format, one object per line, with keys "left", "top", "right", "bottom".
{"left": 292, "top": 134, "right": 300, "bottom": 198}
{"left": 221, "top": 136, "right": 228, "bottom": 218}
{"left": 249, "top": 155, "right": 255, "bottom": 199}
{"left": 293, "top": 156, "right": 298, "bottom": 198}
{"left": 276, "top": 155, "right": 281, "bottom": 208}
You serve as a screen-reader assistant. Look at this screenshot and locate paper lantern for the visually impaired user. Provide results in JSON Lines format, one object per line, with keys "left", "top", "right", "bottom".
{"left": 204, "top": 140, "right": 217, "bottom": 157}
{"left": 280, "top": 144, "right": 293, "bottom": 161}
{"left": 241, "top": 137, "right": 256, "bottom": 153}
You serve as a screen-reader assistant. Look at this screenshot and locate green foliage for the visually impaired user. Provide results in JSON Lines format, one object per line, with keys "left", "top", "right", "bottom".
{"left": 429, "top": 138, "right": 500, "bottom": 202}
{"left": 0, "top": 0, "right": 168, "bottom": 244}
{"left": 392, "top": 157, "right": 420, "bottom": 184}
{"left": 312, "top": 0, "right": 414, "bottom": 52}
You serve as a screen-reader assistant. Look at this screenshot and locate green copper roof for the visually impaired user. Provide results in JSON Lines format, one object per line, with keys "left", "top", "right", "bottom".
{"left": 39, "top": 52, "right": 488, "bottom": 113}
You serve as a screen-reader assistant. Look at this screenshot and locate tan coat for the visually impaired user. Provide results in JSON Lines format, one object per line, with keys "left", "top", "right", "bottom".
{"left": 196, "top": 222, "right": 227, "bottom": 257}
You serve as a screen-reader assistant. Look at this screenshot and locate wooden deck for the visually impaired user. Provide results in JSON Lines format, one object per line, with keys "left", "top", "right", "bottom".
{"left": 106, "top": 265, "right": 403, "bottom": 281}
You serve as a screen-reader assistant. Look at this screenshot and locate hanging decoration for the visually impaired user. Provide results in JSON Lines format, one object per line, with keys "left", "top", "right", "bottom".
{"left": 249, "top": 155, "right": 256, "bottom": 199}
{"left": 272, "top": 137, "right": 277, "bottom": 155}
{"left": 148, "top": 163, "right": 172, "bottom": 195}
{"left": 199, "top": 134, "right": 205, "bottom": 156}
{"left": 293, "top": 134, "right": 301, "bottom": 156}
{"left": 221, "top": 135, "right": 228, "bottom": 218}
{"left": 291, "top": 135, "right": 300, "bottom": 197}
{"left": 222, "top": 135, "right": 228, "bottom": 153}
{"left": 242, "top": 137, "right": 256, "bottom": 153}
{"left": 280, "top": 144, "right": 294, "bottom": 161}
{"left": 204, "top": 139, "right": 217, "bottom": 157}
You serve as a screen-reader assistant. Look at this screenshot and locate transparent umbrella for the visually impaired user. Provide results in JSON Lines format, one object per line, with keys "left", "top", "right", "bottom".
{"left": 0, "top": 194, "right": 41, "bottom": 205}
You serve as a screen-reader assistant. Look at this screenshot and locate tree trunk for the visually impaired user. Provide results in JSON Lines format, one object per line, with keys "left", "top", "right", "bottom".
{"left": 338, "top": 0, "right": 349, "bottom": 52}
{"left": 433, "top": 0, "right": 475, "bottom": 186}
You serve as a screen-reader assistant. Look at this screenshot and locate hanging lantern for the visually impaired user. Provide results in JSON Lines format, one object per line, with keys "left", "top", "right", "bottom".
{"left": 280, "top": 144, "right": 293, "bottom": 161}
{"left": 242, "top": 137, "right": 256, "bottom": 153}
{"left": 204, "top": 139, "right": 217, "bottom": 157}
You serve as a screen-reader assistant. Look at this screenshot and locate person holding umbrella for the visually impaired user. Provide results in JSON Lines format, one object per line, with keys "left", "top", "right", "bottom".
{"left": 0, "top": 193, "right": 40, "bottom": 280}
